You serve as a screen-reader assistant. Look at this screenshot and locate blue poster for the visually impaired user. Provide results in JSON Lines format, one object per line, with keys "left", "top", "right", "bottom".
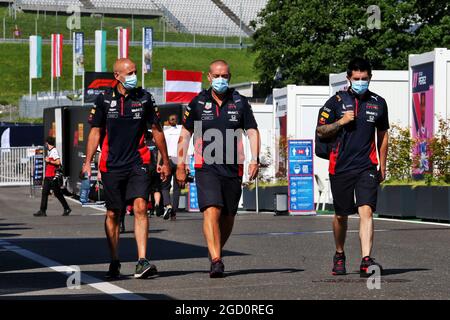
{"left": 188, "top": 155, "right": 199, "bottom": 212}
{"left": 288, "top": 139, "right": 315, "bottom": 213}
{"left": 289, "top": 176, "right": 314, "bottom": 211}
{"left": 288, "top": 140, "right": 313, "bottom": 175}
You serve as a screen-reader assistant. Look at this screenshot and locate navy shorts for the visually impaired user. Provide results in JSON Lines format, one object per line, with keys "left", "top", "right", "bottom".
{"left": 329, "top": 168, "right": 380, "bottom": 216}
{"left": 195, "top": 169, "right": 242, "bottom": 215}
{"left": 101, "top": 165, "right": 150, "bottom": 211}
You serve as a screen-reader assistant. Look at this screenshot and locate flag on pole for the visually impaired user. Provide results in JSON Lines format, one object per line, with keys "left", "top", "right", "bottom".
{"left": 73, "top": 32, "right": 84, "bottom": 76}
{"left": 95, "top": 30, "right": 107, "bottom": 72}
{"left": 118, "top": 28, "right": 129, "bottom": 59}
{"left": 51, "top": 34, "right": 63, "bottom": 78}
{"left": 164, "top": 70, "right": 203, "bottom": 103}
{"left": 29, "top": 35, "right": 42, "bottom": 79}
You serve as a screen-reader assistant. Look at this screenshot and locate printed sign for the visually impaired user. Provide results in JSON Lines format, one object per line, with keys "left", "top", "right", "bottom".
{"left": 288, "top": 139, "right": 315, "bottom": 214}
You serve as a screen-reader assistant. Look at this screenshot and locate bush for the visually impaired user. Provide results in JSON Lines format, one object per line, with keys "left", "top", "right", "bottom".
{"left": 428, "top": 117, "right": 450, "bottom": 183}
{"left": 386, "top": 124, "right": 413, "bottom": 182}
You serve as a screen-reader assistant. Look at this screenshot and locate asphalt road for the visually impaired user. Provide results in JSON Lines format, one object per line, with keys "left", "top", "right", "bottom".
{"left": 1, "top": 186, "right": 450, "bottom": 300}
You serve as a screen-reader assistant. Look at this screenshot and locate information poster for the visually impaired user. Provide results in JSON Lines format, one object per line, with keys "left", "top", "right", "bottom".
{"left": 188, "top": 155, "right": 199, "bottom": 212}
{"left": 288, "top": 140, "right": 315, "bottom": 214}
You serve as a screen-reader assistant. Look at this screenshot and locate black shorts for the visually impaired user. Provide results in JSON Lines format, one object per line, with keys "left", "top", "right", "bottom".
{"left": 149, "top": 171, "right": 162, "bottom": 192}
{"left": 195, "top": 169, "right": 242, "bottom": 215}
{"left": 101, "top": 165, "right": 151, "bottom": 211}
{"left": 329, "top": 168, "right": 379, "bottom": 216}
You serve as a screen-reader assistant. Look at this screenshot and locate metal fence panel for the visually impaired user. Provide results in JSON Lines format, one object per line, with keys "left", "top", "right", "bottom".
{"left": 0, "top": 147, "right": 37, "bottom": 186}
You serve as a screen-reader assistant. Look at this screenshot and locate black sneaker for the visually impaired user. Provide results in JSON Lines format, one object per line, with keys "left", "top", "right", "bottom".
{"left": 62, "top": 208, "right": 72, "bottom": 216}
{"left": 155, "top": 205, "right": 163, "bottom": 217}
{"left": 170, "top": 211, "right": 176, "bottom": 221}
{"left": 105, "top": 260, "right": 121, "bottom": 279}
{"left": 134, "top": 259, "right": 158, "bottom": 279}
{"left": 210, "top": 259, "right": 225, "bottom": 278}
{"left": 360, "top": 256, "right": 383, "bottom": 278}
{"left": 163, "top": 207, "right": 173, "bottom": 220}
{"left": 33, "top": 210, "right": 47, "bottom": 217}
{"left": 332, "top": 252, "right": 347, "bottom": 276}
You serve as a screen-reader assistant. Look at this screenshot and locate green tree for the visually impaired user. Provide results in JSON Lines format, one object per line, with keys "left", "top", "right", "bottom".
{"left": 251, "top": 0, "right": 450, "bottom": 89}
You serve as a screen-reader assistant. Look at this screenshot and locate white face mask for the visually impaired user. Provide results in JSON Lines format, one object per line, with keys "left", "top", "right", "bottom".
{"left": 121, "top": 74, "right": 138, "bottom": 90}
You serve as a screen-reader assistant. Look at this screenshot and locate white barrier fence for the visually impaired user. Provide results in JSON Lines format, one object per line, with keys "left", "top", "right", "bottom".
{"left": 0, "top": 147, "right": 39, "bottom": 186}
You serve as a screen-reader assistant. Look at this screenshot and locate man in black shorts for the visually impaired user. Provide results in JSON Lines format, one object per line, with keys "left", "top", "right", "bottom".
{"left": 176, "top": 59, "right": 261, "bottom": 278}
{"left": 82, "top": 58, "right": 170, "bottom": 279}
{"left": 316, "top": 57, "right": 389, "bottom": 277}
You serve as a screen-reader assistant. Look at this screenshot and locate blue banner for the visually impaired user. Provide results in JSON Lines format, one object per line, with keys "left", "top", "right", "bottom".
{"left": 74, "top": 32, "right": 84, "bottom": 75}
{"left": 288, "top": 139, "right": 315, "bottom": 213}
{"left": 143, "top": 27, "right": 153, "bottom": 74}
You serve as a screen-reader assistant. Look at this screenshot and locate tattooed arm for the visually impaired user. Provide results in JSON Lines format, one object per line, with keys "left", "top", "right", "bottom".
{"left": 316, "top": 111, "right": 355, "bottom": 139}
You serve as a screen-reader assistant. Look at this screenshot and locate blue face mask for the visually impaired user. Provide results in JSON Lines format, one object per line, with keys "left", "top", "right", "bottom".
{"left": 211, "top": 77, "right": 229, "bottom": 94}
{"left": 351, "top": 80, "right": 369, "bottom": 95}
{"left": 121, "top": 74, "right": 138, "bottom": 90}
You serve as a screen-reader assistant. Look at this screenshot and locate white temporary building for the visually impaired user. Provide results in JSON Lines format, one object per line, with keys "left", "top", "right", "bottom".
{"left": 272, "top": 85, "right": 330, "bottom": 203}
{"left": 409, "top": 48, "right": 450, "bottom": 127}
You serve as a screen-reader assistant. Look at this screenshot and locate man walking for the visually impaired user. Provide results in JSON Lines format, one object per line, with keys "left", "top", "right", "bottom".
{"left": 82, "top": 58, "right": 170, "bottom": 279}
{"left": 160, "top": 114, "right": 182, "bottom": 220}
{"left": 33, "top": 136, "right": 71, "bottom": 217}
{"left": 176, "top": 60, "right": 260, "bottom": 278}
{"left": 316, "top": 57, "right": 389, "bottom": 277}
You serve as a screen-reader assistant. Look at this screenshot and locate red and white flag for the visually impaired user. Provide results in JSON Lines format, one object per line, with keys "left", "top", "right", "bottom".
{"left": 51, "top": 34, "right": 63, "bottom": 78}
{"left": 118, "top": 28, "right": 129, "bottom": 59}
{"left": 164, "top": 69, "right": 202, "bottom": 103}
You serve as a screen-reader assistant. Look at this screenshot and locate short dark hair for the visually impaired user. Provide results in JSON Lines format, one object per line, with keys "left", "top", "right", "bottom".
{"left": 347, "top": 57, "right": 372, "bottom": 77}
{"left": 45, "top": 136, "right": 56, "bottom": 146}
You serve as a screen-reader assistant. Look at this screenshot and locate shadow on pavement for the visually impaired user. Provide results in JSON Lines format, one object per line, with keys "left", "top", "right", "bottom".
{"left": 1, "top": 237, "right": 246, "bottom": 273}
{"left": 381, "top": 268, "right": 430, "bottom": 276}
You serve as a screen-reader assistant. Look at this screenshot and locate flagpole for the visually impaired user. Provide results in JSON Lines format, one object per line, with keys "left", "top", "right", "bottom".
{"left": 29, "top": 36, "right": 32, "bottom": 99}
{"left": 72, "top": 32, "right": 76, "bottom": 93}
{"left": 51, "top": 35, "right": 54, "bottom": 97}
{"left": 82, "top": 71, "right": 85, "bottom": 105}
{"left": 142, "top": 27, "right": 145, "bottom": 90}
{"left": 163, "top": 67, "right": 166, "bottom": 104}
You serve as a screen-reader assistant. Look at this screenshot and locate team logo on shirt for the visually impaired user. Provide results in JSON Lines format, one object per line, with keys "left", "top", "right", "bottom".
{"left": 321, "top": 112, "right": 329, "bottom": 119}
{"left": 319, "top": 117, "right": 326, "bottom": 125}
{"left": 111, "top": 100, "right": 117, "bottom": 108}
{"left": 205, "top": 102, "right": 212, "bottom": 110}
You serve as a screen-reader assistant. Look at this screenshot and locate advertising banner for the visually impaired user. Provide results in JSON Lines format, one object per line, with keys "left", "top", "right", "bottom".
{"left": 411, "top": 62, "right": 434, "bottom": 178}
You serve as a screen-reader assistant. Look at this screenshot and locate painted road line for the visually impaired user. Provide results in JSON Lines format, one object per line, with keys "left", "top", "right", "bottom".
{"left": 0, "top": 241, "right": 146, "bottom": 300}
{"left": 235, "top": 229, "right": 390, "bottom": 236}
{"left": 64, "top": 196, "right": 106, "bottom": 215}
{"left": 315, "top": 214, "right": 450, "bottom": 227}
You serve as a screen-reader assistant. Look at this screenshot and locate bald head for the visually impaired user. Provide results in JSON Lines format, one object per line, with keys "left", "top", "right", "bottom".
{"left": 209, "top": 59, "right": 230, "bottom": 73}
{"left": 114, "top": 58, "right": 136, "bottom": 73}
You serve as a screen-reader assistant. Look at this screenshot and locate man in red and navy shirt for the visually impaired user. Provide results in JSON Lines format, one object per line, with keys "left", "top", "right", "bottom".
{"left": 83, "top": 58, "right": 170, "bottom": 280}
{"left": 316, "top": 58, "right": 389, "bottom": 278}
{"left": 176, "top": 59, "right": 261, "bottom": 278}
{"left": 34, "top": 136, "right": 71, "bottom": 217}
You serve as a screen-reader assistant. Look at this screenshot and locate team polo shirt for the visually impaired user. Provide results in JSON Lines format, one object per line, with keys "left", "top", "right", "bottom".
{"left": 183, "top": 88, "right": 258, "bottom": 177}
{"left": 317, "top": 89, "right": 390, "bottom": 175}
{"left": 88, "top": 86, "right": 161, "bottom": 172}
{"left": 45, "top": 147, "right": 60, "bottom": 178}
